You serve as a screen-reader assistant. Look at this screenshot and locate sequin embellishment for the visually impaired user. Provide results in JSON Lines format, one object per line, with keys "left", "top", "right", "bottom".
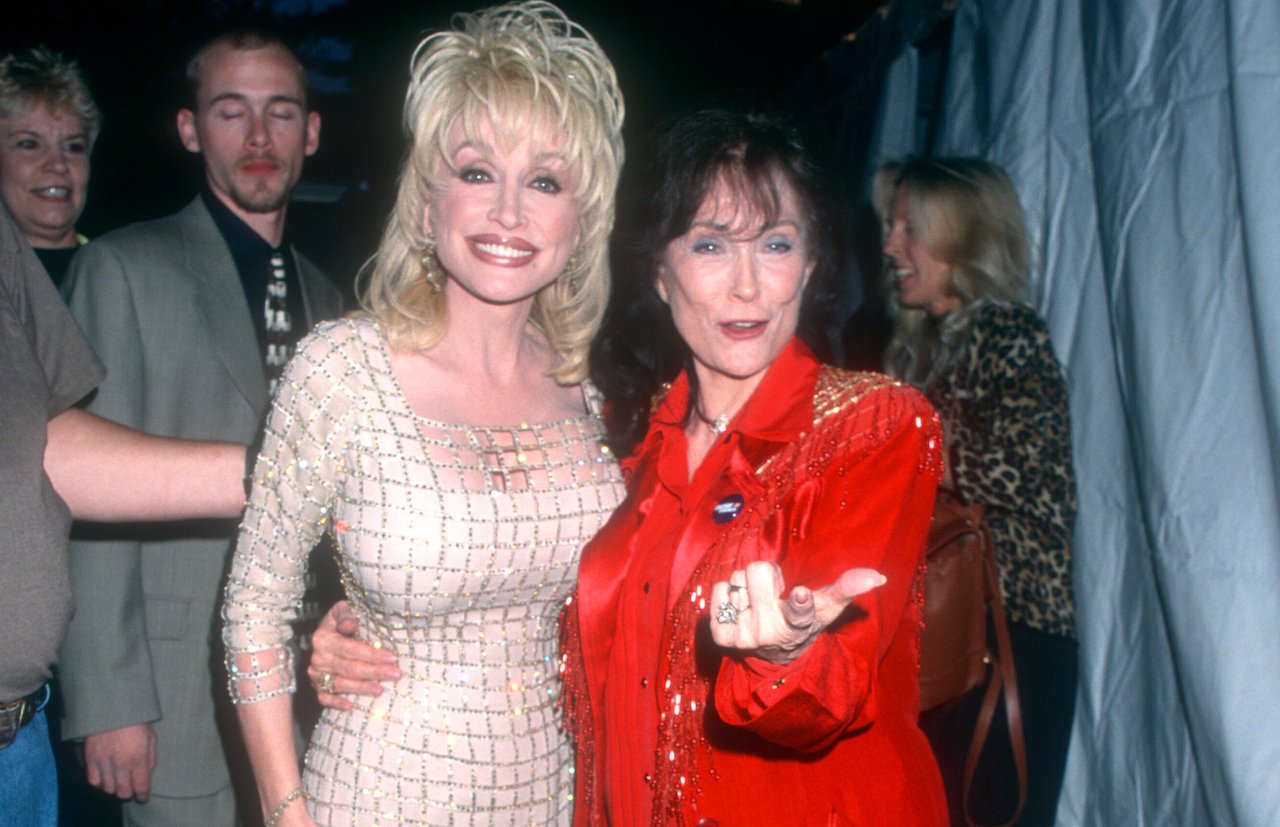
{"left": 225, "top": 319, "right": 625, "bottom": 825}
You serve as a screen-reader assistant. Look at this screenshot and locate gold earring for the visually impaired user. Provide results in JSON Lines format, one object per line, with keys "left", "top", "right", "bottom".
{"left": 563, "top": 251, "right": 581, "bottom": 288}
{"left": 420, "top": 241, "right": 444, "bottom": 293}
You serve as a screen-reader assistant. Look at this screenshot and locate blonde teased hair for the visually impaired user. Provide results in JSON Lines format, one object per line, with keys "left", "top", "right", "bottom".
{"left": 876, "top": 156, "right": 1029, "bottom": 387}
{"left": 359, "top": 1, "right": 625, "bottom": 383}
{"left": 0, "top": 47, "right": 101, "bottom": 148}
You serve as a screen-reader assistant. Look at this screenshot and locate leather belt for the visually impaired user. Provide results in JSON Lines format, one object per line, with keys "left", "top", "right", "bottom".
{"left": 0, "top": 684, "right": 48, "bottom": 750}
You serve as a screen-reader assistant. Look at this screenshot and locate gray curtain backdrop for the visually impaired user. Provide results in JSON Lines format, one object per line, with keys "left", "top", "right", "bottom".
{"left": 872, "top": 1, "right": 1280, "bottom": 824}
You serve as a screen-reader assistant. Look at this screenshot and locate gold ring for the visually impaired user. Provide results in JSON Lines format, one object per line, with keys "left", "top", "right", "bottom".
{"left": 319, "top": 672, "right": 336, "bottom": 694}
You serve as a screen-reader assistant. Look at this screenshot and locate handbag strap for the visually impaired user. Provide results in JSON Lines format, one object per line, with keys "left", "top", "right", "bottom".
{"left": 960, "top": 521, "right": 1028, "bottom": 827}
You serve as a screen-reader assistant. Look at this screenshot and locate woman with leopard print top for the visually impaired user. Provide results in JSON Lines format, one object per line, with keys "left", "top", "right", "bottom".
{"left": 877, "top": 156, "right": 1077, "bottom": 827}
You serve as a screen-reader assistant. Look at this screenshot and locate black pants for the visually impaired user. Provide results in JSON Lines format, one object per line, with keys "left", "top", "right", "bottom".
{"left": 919, "top": 621, "right": 1078, "bottom": 826}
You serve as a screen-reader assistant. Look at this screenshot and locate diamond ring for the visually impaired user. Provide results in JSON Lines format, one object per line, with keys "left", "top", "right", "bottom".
{"left": 716, "top": 602, "right": 740, "bottom": 624}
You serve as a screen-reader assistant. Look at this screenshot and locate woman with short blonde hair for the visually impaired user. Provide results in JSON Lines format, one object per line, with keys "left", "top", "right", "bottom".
{"left": 0, "top": 47, "right": 101, "bottom": 285}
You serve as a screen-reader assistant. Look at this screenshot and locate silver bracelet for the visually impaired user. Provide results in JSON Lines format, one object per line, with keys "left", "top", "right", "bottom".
{"left": 266, "top": 787, "right": 306, "bottom": 827}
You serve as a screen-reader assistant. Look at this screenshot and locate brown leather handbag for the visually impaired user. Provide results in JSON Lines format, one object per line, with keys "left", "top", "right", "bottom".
{"left": 919, "top": 490, "right": 1027, "bottom": 827}
{"left": 919, "top": 491, "right": 989, "bottom": 711}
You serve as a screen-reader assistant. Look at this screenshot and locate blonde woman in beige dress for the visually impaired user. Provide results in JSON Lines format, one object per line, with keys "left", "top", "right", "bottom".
{"left": 221, "top": 5, "right": 626, "bottom": 825}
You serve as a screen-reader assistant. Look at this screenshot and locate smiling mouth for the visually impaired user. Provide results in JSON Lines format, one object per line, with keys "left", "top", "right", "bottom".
{"left": 33, "top": 186, "right": 71, "bottom": 199}
{"left": 467, "top": 235, "right": 538, "bottom": 265}
{"left": 473, "top": 241, "right": 534, "bottom": 259}
{"left": 890, "top": 266, "right": 915, "bottom": 284}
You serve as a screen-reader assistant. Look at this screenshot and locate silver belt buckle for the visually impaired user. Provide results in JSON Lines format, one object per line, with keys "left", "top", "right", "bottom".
{"left": 0, "top": 697, "right": 28, "bottom": 750}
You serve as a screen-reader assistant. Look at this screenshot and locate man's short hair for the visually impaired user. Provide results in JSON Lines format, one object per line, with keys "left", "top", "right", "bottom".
{"left": 184, "top": 29, "right": 309, "bottom": 111}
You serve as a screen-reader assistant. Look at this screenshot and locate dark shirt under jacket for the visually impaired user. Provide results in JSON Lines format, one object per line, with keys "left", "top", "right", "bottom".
{"left": 200, "top": 189, "right": 307, "bottom": 356}
{"left": 34, "top": 247, "right": 79, "bottom": 293}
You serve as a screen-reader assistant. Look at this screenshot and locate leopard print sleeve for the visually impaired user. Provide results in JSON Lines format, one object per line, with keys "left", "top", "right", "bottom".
{"left": 929, "top": 302, "right": 1078, "bottom": 638}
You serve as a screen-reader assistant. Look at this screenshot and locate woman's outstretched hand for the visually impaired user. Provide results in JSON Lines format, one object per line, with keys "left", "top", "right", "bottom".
{"left": 307, "top": 600, "right": 401, "bottom": 710}
{"left": 708, "top": 561, "right": 886, "bottom": 665}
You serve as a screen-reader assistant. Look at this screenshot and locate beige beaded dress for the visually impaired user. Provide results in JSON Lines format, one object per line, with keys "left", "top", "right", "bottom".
{"left": 223, "top": 318, "right": 625, "bottom": 826}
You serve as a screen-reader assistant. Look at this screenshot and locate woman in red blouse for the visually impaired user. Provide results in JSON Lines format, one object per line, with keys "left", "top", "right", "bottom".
{"left": 567, "top": 108, "right": 948, "bottom": 826}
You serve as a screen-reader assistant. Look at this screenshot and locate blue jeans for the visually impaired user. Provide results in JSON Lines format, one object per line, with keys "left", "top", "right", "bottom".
{"left": 0, "top": 692, "right": 57, "bottom": 827}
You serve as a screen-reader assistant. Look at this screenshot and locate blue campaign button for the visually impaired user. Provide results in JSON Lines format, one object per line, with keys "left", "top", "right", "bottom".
{"left": 712, "top": 493, "right": 745, "bottom": 524}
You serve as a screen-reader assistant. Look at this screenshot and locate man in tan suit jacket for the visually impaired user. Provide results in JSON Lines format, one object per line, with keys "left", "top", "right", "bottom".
{"left": 58, "top": 30, "right": 342, "bottom": 825}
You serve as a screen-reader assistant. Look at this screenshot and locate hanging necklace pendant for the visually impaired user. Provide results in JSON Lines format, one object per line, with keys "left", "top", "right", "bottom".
{"left": 693, "top": 401, "right": 731, "bottom": 435}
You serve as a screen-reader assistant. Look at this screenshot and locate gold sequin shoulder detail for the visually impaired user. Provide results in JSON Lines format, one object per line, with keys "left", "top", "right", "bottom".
{"left": 754, "top": 367, "right": 943, "bottom": 479}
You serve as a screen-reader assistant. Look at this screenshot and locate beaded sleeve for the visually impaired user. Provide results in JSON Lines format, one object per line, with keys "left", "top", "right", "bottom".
{"left": 222, "top": 321, "right": 358, "bottom": 703}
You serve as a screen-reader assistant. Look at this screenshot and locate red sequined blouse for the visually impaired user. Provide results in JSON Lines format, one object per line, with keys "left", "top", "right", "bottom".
{"left": 563, "top": 340, "right": 948, "bottom": 826}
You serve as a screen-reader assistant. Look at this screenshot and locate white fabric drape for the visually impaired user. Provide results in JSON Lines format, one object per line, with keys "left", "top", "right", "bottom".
{"left": 872, "top": 1, "right": 1280, "bottom": 823}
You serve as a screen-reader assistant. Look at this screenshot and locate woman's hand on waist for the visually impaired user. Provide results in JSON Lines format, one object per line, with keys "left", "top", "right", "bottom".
{"left": 308, "top": 600, "right": 401, "bottom": 710}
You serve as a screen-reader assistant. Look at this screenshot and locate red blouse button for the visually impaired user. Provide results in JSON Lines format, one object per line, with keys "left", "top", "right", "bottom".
{"left": 696, "top": 819, "right": 720, "bottom": 827}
